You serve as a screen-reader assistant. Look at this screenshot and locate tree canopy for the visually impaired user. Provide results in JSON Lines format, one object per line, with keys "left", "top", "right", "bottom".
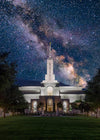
{"left": 0, "top": 52, "right": 28, "bottom": 117}
{"left": 85, "top": 69, "right": 100, "bottom": 111}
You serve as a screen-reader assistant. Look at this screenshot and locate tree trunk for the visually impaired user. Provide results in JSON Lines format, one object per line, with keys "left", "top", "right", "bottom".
{"left": 96, "top": 112, "right": 98, "bottom": 118}
{"left": 12, "top": 111, "right": 15, "bottom": 116}
{"left": 3, "top": 110, "right": 6, "bottom": 118}
{"left": 95, "top": 108, "right": 99, "bottom": 118}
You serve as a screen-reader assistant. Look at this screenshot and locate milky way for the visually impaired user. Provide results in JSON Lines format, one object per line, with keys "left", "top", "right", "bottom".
{"left": 0, "top": 0, "right": 100, "bottom": 87}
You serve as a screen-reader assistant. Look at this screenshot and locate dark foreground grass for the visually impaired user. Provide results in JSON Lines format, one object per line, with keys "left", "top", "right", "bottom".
{"left": 0, "top": 116, "right": 100, "bottom": 140}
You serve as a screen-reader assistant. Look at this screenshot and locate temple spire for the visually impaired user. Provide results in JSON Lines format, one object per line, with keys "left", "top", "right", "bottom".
{"left": 42, "top": 42, "right": 58, "bottom": 84}
{"left": 49, "top": 42, "right": 52, "bottom": 58}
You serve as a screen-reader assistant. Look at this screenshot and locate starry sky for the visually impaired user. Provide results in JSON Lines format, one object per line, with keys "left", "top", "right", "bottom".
{"left": 0, "top": 0, "right": 100, "bottom": 87}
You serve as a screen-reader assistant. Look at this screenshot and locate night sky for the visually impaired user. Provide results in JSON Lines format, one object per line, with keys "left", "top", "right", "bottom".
{"left": 0, "top": 0, "right": 100, "bottom": 87}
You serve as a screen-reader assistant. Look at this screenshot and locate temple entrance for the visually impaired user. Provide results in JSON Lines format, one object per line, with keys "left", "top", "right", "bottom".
{"left": 48, "top": 107, "right": 52, "bottom": 112}
{"left": 47, "top": 99, "right": 53, "bottom": 112}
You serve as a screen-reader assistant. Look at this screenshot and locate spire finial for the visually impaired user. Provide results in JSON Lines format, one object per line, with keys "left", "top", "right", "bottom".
{"left": 49, "top": 42, "right": 51, "bottom": 58}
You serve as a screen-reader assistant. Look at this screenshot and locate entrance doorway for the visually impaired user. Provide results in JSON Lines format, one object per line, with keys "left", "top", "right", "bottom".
{"left": 47, "top": 99, "right": 53, "bottom": 112}
{"left": 48, "top": 107, "right": 52, "bottom": 112}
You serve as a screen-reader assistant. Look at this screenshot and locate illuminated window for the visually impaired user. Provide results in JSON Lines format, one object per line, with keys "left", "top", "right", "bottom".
{"left": 47, "top": 86, "right": 53, "bottom": 96}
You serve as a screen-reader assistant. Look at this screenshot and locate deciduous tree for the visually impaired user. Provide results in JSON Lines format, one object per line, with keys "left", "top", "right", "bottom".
{"left": 85, "top": 69, "right": 100, "bottom": 117}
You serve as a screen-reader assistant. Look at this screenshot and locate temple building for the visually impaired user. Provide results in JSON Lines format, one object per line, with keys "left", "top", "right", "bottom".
{"left": 19, "top": 45, "right": 85, "bottom": 113}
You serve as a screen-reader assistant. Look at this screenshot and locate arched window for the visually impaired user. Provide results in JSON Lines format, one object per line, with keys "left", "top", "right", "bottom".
{"left": 47, "top": 86, "right": 53, "bottom": 96}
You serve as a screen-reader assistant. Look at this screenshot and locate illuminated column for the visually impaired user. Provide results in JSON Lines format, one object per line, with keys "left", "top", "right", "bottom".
{"left": 63, "top": 101, "right": 68, "bottom": 113}
{"left": 33, "top": 101, "right": 37, "bottom": 112}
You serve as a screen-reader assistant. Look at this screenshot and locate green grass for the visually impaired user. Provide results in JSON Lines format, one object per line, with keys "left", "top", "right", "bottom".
{"left": 0, "top": 116, "right": 100, "bottom": 140}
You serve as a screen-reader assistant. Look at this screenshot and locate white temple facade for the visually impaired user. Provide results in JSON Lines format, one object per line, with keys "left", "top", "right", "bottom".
{"left": 19, "top": 45, "right": 85, "bottom": 113}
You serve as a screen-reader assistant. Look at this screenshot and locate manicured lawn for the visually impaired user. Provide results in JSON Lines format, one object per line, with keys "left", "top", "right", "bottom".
{"left": 0, "top": 116, "right": 100, "bottom": 140}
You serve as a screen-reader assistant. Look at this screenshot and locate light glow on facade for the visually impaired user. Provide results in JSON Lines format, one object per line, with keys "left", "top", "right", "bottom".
{"left": 33, "top": 101, "right": 37, "bottom": 112}
{"left": 47, "top": 86, "right": 53, "bottom": 96}
{"left": 63, "top": 101, "right": 68, "bottom": 113}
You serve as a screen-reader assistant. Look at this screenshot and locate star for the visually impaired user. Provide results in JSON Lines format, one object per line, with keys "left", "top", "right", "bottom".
{"left": 0, "top": 0, "right": 99, "bottom": 87}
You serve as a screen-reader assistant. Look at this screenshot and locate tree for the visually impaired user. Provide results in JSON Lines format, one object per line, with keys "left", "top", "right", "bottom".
{"left": 71, "top": 100, "right": 92, "bottom": 116}
{"left": 79, "top": 101, "right": 91, "bottom": 116}
{"left": 71, "top": 103, "right": 78, "bottom": 110}
{"left": 0, "top": 52, "right": 15, "bottom": 91}
{"left": 7, "top": 85, "right": 28, "bottom": 114}
{"left": 37, "top": 102, "right": 44, "bottom": 110}
{"left": 0, "top": 52, "right": 28, "bottom": 117}
{"left": 85, "top": 69, "right": 100, "bottom": 117}
{"left": 57, "top": 102, "right": 63, "bottom": 109}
